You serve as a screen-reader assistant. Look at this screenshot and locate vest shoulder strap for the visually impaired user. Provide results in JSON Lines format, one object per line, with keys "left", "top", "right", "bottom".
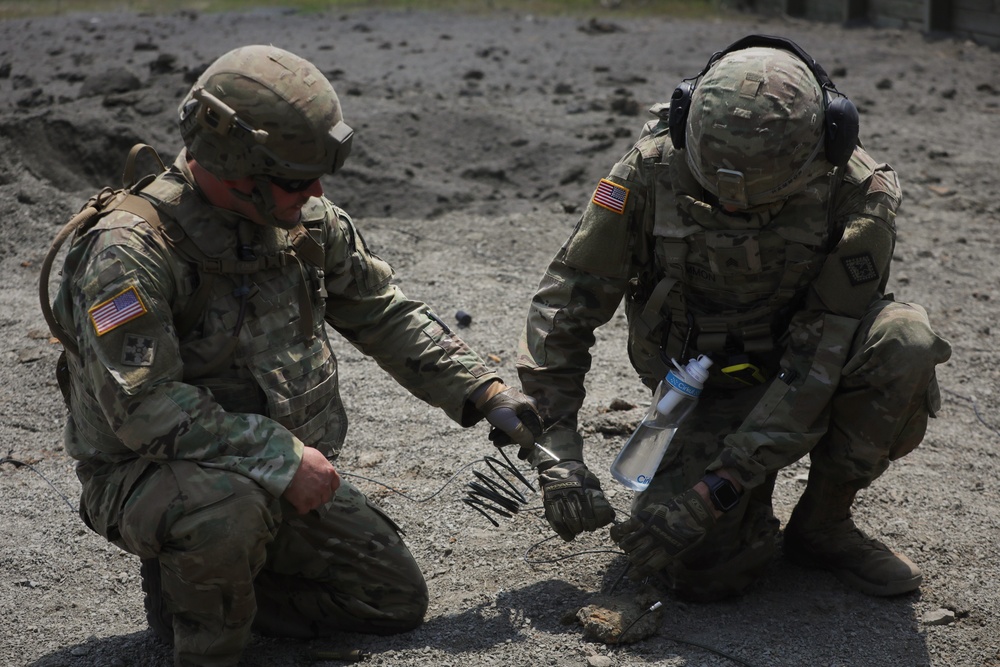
{"left": 40, "top": 144, "right": 168, "bottom": 358}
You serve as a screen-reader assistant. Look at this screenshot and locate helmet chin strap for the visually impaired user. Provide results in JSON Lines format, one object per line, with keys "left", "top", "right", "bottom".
{"left": 229, "top": 177, "right": 301, "bottom": 230}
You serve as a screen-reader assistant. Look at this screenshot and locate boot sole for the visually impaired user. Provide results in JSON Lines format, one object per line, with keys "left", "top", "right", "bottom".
{"left": 832, "top": 567, "right": 922, "bottom": 597}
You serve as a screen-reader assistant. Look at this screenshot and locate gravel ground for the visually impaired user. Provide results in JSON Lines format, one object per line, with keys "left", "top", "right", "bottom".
{"left": 1, "top": 6, "right": 999, "bottom": 667}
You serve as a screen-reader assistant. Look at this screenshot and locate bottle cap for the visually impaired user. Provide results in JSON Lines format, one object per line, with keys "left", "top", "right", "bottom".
{"left": 680, "top": 354, "right": 713, "bottom": 384}
{"left": 668, "top": 354, "right": 712, "bottom": 384}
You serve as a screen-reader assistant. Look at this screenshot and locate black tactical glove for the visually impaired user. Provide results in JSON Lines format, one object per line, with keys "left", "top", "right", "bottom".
{"left": 476, "top": 382, "right": 542, "bottom": 457}
{"left": 539, "top": 460, "right": 616, "bottom": 541}
{"left": 609, "top": 488, "right": 716, "bottom": 577}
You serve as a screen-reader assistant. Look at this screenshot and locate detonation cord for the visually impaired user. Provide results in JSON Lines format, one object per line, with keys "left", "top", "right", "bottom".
{"left": 346, "top": 460, "right": 758, "bottom": 665}
{"left": 0, "top": 448, "right": 76, "bottom": 513}
{"left": 943, "top": 387, "right": 1000, "bottom": 438}
{"left": 342, "top": 446, "right": 538, "bottom": 527}
{"left": 521, "top": 533, "right": 623, "bottom": 565}
{"left": 604, "top": 566, "right": 758, "bottom": 667}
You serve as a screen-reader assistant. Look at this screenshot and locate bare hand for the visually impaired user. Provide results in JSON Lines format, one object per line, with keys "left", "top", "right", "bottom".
{"left": 282, "top": 446, "right": 341, "bottom": 514}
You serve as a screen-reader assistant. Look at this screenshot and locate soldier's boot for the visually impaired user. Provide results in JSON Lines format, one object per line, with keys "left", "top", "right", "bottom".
{"left": 783, "top": 473, "right": 921, "bottom": 597}
{"left": 140, "top": 558, "right": 175, "bottom": 645}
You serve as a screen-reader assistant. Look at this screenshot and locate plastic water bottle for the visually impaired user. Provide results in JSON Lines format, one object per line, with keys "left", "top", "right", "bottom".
{"left": 610, "top": 355, "right": 713, "bottom": 491}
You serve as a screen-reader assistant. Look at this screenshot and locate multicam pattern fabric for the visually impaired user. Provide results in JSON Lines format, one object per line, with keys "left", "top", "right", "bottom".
{"left": 517, "top": 104, "right": 951, "bottom": 596}
{"left": 52, "top": 150, "right": 494, "bottom": 665}
{"left": 125, "top": 470, "right": 427, "bottom": 665}
{"left": 179, "top": 45, "right": 350, "bottom": 181}
{"left": 685, "top": 47, "right": 829, "bottom": 208}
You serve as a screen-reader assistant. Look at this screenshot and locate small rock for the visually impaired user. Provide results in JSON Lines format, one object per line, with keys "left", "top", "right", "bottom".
{"left": 17, "top": 349, "right": 42, "bottom": 364}
{"left": 587, "top": 656, "right": 614, "bottom": 667}
{"left": 922, "top": 609, "right": 956, "bottom": 626}
{"left": 609, "top": 94, "right": 640, "bottom": 116}
{"left": 576, "top": 594, "right": 661, "bottom": 644}
{"left": 579, "top": 18, "right": 624, "bottom": 35}
{"left": 928, "top": 185, "right": 956, "bottom": 197}
{"left": 149, "top": 53, "right": 177, "bottom": 75}
{"left": 355, "top": 451, "right": 384, "bottom": 468}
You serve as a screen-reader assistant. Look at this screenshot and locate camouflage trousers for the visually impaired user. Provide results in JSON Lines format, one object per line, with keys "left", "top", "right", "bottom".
{"left": 87, "top": 461, "right": 428, "bottom": 667}
{"left": 633, "top": 299, "right": 951, "bottom": 601}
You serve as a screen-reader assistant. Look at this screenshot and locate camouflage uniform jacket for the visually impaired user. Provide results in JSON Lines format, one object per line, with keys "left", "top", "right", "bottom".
{"left": 517, "top": 110, "right": 900, "bottom": 490}
{"left": 54, "top": 151, "right": 495, "bottom": 534}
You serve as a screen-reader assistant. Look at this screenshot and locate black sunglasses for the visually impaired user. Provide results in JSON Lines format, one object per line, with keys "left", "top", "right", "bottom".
{"left": 268, "top": 175, "right": 321, "bottom": 193}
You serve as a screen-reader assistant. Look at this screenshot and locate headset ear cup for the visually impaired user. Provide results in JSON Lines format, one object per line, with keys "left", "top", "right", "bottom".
{"left": 668, "top": 82, "right": 694, "bottom": 150}
{"left": 824, "top": 95, "right": 859, "bottom": 169}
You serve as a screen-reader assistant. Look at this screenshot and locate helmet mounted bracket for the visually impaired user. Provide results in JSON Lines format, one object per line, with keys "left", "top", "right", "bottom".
{"left": 187, "top": 87, "right": 270, "bottom": 145}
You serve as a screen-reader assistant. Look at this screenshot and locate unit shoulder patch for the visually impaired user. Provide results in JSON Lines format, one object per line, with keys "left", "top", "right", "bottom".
{"left": 89, "top": 285, "right": 148, "bottom": 336}
{"left": 121, "top": 334, "right": 157, "bottom": 367}
{"left": 841, "top": 253, "right": 879, "bottom": 286}
{"left": 592, "top": 178, "right": 630, "bottom": 215}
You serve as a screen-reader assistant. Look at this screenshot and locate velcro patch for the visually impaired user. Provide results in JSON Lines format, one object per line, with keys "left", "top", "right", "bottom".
{"left": 89, "top": 285, "right": 148, "bottom": 336}
{"left": 841, "top": 253, "right": 880, "bottom": 286}
{"left": 121, "top": 334, "right": 157, "bottom": 367}
{"left": 592, "top": 178, "right": 629, "bottom": 214}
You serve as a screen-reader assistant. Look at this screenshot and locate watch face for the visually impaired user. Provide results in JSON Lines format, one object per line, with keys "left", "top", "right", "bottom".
{"left": 713, "top": 481, "right": 741, "bottom": 510}
{"left": 704, "top": 473, "right": 741, "bottom": 511}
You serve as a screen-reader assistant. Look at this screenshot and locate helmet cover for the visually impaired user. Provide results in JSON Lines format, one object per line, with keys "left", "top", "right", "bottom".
{"left": 178, "top": 45, "right": 352, "bottom": 181}
{"left": 685, "top": 46, "right": 829, "bottom": 209}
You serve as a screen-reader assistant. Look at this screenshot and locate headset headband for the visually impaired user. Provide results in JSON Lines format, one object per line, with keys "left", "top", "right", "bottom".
{"left": 702, "top": 34, "right": 837, "bottom": 94}
{"left": 668, "top": 33, "right": 858, "bottom": 172}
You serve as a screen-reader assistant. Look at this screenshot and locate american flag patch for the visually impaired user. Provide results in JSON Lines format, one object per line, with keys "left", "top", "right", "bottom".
{"left": 592, "top": 178, "right": 629, "bottom": 214}
{"left": 89, "top": 286, "right": 148, "bottom": 336}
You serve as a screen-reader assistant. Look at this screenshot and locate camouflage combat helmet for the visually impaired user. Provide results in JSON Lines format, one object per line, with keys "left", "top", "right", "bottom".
{"left": 685, "top": 46, "right": 829, "bottom": 209}
{"left": 178, "top": 44, "right": 353, "bottom": 181}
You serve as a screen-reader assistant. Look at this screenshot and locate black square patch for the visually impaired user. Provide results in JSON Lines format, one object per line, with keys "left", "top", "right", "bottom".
{"left": 841, "top": 253, "right": 879, "bottom": 286}
{"left": 122, "top": 334, "right": 156, "bottom": 367}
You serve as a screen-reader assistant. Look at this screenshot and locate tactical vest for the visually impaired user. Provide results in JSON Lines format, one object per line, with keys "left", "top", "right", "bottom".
{"left": 142, "top": 171, "right": 349, "bottom": 456}
{"left": 42, "top": 146, "right": 350, "bottom": 458}
{"left": 624, "top": 120, "right": 880, "bottom": 389}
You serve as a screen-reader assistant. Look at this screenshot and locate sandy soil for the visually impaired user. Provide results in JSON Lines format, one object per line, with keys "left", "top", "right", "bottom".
{"left": 2, "top": 6, "right": 1000, "bottom": 667}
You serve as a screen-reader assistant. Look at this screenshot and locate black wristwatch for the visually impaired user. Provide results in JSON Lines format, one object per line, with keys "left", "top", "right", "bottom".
{"left": 702, "top": 472, "right": 742, "bottom": 512}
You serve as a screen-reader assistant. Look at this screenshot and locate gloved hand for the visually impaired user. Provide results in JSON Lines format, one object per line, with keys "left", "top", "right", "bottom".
{"left": 475, "top": 382, "right": 542, "bottom": 454}
{"left": 609, "top": 488, "right": 716, "bottom": 577}
{"left": 539, "top": 460, "right": 616, "bottom": 541}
